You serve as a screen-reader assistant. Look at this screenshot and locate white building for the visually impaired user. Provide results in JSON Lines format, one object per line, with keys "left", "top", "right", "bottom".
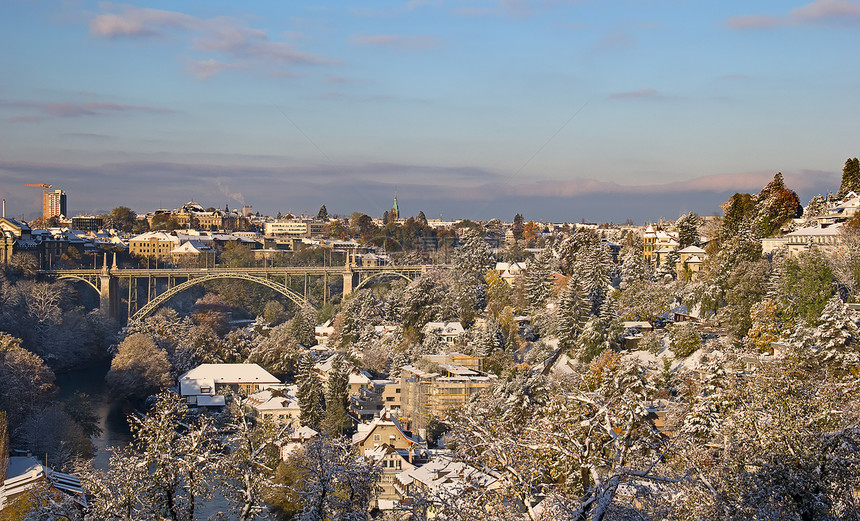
{"left": 178, "top": 363, "right": 281, "bottom": 406}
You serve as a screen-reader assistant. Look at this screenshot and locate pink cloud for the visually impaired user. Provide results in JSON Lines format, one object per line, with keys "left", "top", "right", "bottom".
{"left": 88, "top": 4, "right": 336, "bottom": 75}
{"left": 350, "top": 34, "right": 440, "bottom": 50}
{"left": 89, "top": 6, "right": 198, "bottom": 38}
{"left": 727, "top": 0, "right": 860, "bottom": 29}
{"left": 186, "top": 59, "right": 237, "bottom": 80}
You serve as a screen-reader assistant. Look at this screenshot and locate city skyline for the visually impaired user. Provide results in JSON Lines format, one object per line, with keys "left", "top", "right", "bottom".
{"left": 1, "top": 0, "right": 858, "bottom": 221}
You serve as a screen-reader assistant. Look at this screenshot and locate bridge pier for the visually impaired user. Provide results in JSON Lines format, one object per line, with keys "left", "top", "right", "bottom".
{"left": 99, "top": 273, "right": 119, "bottom": 319}
{"left": 342, "top": 270, "right": 359, "bottom": 297}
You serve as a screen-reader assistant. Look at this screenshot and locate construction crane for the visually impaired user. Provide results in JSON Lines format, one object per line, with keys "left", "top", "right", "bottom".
{"left": 25, "top": 183, "right": 52, "bottom": 219}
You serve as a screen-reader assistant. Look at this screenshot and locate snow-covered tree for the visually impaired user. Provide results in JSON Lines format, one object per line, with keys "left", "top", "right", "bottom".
{"left": 222, "top": 398, "right": 289, "bottom": 521}
{"left": 453, "top": 229, "right": 495, "bottom": 284}
{"left": 669, "top": 322, "right": 701, "bottom": 358}
{"left": 105, "top": 333, "right": 171, "bottom": 400}
{"left": 554, "top": 276, "right": 588, "bottom": 350}
{"left": 810, "top": 295, "right": 860, "bottom": 375}
{"left": 297, "top": 353, "right": 324, "bottom": 429}
{"left": 745, "top": 299, "right": 781, "bottom": 353}
{"left": 676, "top": 212, "right": 699, "bottom": 248}
{"left": 287, "top": 306, "right": 317, "bottom": 347}
{"left": 286, "top": 436, "right": 381, "bottom": 521}
{"left": 523, "top": 246, "right": 555, "bottom": 312}
{"left": 322, "top": 355, "right": 350, "bottom": 436}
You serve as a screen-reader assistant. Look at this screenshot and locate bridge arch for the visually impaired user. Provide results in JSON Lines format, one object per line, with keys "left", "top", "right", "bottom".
{"left": 354, "top": 270, "right": 413, "bottom": 291}
{"left": 56, "top": 275, "right": 99, "bottom": 295}
{"left": 131, "top": 272, "right": 314, "bottom": 322}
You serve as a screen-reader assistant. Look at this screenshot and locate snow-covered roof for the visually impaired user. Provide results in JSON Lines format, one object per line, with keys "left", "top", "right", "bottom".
{"left": 422, "top": 321, "right": 465, "bottom": 335}
{"left": 179, "top": 363, "right": 280, "bottom": 389}
{"left": 678, "top": 245, "right": 706, "bottom": 254}
{"left": 787, "top": 224, "right": 842, "bottom": 237}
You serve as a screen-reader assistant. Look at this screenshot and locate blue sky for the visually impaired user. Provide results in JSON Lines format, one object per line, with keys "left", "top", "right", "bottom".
{"left": 1, "top": 0, "right": 858, "bottom": 222}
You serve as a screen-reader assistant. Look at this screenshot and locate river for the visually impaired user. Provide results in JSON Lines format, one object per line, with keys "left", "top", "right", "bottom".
{"left": 55, "top": 365, "right": 232, "bottom": 518}
{"left": 54, "top": 364, "right": 134, "bottom": 470}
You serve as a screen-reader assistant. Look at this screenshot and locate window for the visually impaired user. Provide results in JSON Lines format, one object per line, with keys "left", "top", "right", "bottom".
{"left": 374, "top": 434, "right": 381, "bottom": 441}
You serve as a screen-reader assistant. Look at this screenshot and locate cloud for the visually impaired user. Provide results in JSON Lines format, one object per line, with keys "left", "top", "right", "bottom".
{"left": 89, "top": 6, "right": 198, "bottom": 38}
{"left": 608, "top": 88, "right": 663, "bottom": 100}
{"left": 88, "top": 4, "right": 336, "bottom": 78}
{"left": 350, "top": 34, "right": 440, "bottom": 50}
{"left": 1, "top": 100, "right": 174, "bottom": 120}
{"left": 186, "top": 59, "right": 237, "bottom": 80}
{"left": 0, "top": 157, "right": 837, "bottom": 223}
{"left": 727, "top": 0, "right": 860, "bottom": 29}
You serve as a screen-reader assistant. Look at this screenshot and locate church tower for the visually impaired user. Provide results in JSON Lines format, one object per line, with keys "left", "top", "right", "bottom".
{"left": 391, "top": 193, "right": 399, "bottom": 221}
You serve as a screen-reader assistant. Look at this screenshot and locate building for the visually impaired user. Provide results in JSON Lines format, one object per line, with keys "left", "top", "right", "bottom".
{"left": 675, "top": 245, "right": 707, "bottom": 280}
{"left": 129, "top": 231, "right": 181, "bottom": 258}
{"left": 46, "top": 190, "right": 67, "bottom": 218}
{"left": 421, "top": 322, "right": 465, "bottom": 346}
{"left": 245, "top": 386, "right": 301, "bottom": 425}
{"left": 400, "top": 362, "right": 494, "bottom": 430}
{"left": 178, "top": 363, "right": 281, "bottom": 406}
{"left": 784, "top": 224, "right": 843, "bottom": 255}
{"left": 352, "top": 409, "right": 423, "bottom": 452}
{"left": 263, "top": 219, "right": 325, "bottom": 238}
{"left": 70, "top": 216, "right": 104, "bottom": 232}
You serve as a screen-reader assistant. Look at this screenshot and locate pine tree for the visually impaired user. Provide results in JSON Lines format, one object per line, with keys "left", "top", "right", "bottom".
{"left": 297, "top": 353, "right": 323, "bottom": 429}
{"left": 554, "top": 277, "right": 588, "bottom": 350}
{"left": 317, "top": 205, "right": 329, "bottom": 221}
{"left": 676, "top": 212, "right": 699, "bottom": 248}
{"left": 453, "top": 229, "right": 495, "bottom": 283}
{"left": 838, "top": 157, "right": 860, "bottom": 198}
{"left": 322, "top": 355, "right": 351, "bottom": 435}
{"left": 524, "top": 246, "right": 554, "bottom": 312}
{"left": 812, "top": 296, "right": 859, "bottom": 375}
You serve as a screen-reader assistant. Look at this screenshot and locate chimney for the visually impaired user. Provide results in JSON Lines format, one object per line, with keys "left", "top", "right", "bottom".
{"left": 2, "top": 199, "right": 5, "bottom": 218}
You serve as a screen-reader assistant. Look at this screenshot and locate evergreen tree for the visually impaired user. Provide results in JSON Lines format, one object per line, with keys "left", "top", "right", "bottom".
{"left": 811, "top": 296, "right": 859, "bottom": 375}
{"left": 416, "top": 210, "right": 427, "bottom": 226}
{"left": 297, "top": 353, "right": 323, "bottom": 429}
{"left": 675, "top": 212, "right": 699, "bottom": 248}
{"left": 453, "top": 229, "right": 495, "bottom": 284}
{"left": 287, "top": 307, "right": 316, "bottom": 347}
{"left": 322, "top": 355, "right": 351, "bottom": 435}
{"left": 523, "top": 246, "right": 554, "bottom": 312}
{"left": 837, "top": 157, "right": 860, "bottom": 198}
{"left": 512, "top": 213, "right": 525, "bottom": 239}
{"left": 317, "top": 205, "right": 329, "bottom": 221}
{"left": 554, "top": 277, "right": 588, "bottom": 350}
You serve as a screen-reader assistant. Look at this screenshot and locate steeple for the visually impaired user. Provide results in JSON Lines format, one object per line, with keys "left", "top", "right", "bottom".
{"left": 391, "top": 192, "right": 399, "bottom": 221}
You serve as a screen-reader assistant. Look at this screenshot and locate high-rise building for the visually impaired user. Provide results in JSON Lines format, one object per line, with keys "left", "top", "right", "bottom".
{"left": 46, "top": 190, "right": 67, "bottom": 218}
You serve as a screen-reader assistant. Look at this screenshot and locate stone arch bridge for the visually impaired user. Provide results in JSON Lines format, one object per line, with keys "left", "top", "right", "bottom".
{"left": 43, "top": 259, "right": 441, "bottom": 323}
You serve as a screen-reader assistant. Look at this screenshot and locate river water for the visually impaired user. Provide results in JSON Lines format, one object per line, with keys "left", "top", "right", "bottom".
{"left": 55, "top": 365, "right": 232, "bottom": 518}
{"left": 54, "top": 364, "right": 134, "bottom": 470}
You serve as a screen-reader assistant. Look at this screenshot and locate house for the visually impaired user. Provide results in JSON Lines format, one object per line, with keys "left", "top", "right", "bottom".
{"left": 1, "top": 456, "right": 86, "bottom": 513}
{"left": 314, "top": 320, "right": 335, "bottom": 345}
{"left": 244, "top": 385, "right": 301, "bottom": 425}
{"left": 353, "top": 409, "right": 424, "bottom": 452}
{"left": 393, "top": 456, "right": 499, "bottom": 506}
{"left": 178, "top": 363, "right": 281, "bottom": 406}
{"left": 279, "top": 426, "right": 319, "bottom": 461}
{"left": 422, "top": 321, "right": 465, "bottom": 346}
{"left": 170, "top": 240, "right": 212, "bottom": 264}
{"left": 675, "top": 245, "right": 707, "bottom": 280}
{"left": 364, "top": 443, "right": 426, "bottom": 508}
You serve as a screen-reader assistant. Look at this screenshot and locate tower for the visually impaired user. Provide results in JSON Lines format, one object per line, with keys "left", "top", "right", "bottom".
{"left": 391, "top": 193, "right": 399, "bottom": 221}
{"left": 46, "top": 190, "right": 67, "bottom": 218}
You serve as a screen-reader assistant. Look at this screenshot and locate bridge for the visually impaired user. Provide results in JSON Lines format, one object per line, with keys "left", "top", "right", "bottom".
{"left": 43, "top": 253, "right": 445, "bottom": 323}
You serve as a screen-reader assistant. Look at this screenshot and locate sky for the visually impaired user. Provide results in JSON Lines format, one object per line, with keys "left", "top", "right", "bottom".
{"left": 1, "top": 0, "right": 858, "bottom": 223}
